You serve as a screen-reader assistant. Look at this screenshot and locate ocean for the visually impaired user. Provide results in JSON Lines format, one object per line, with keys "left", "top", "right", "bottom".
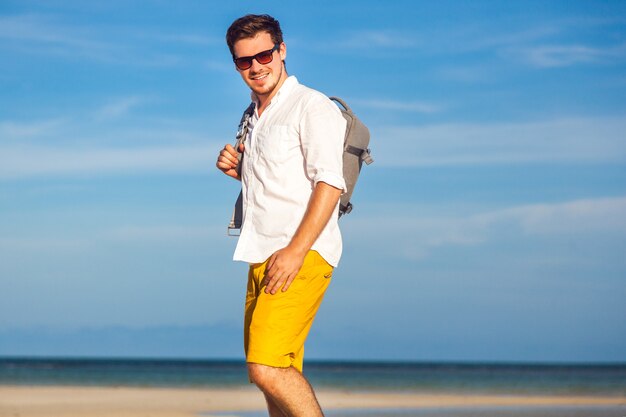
{"left": 2, "top": 358, "right": 626, "bottom": 417}
{"left": 1, "top": 357, "right": 625, "bottom": 396}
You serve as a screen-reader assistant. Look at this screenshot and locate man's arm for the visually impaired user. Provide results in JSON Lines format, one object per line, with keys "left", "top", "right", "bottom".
{"left": 264, "top": 181, "right": 342, "bottom": 294}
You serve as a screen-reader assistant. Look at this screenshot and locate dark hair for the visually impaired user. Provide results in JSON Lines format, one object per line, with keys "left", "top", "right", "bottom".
{"left": 226, "top": 14, "right": 284, "bottom": 58}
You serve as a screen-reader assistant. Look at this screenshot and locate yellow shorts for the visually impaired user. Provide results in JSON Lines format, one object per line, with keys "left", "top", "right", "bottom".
{"left": 244, "top": 250, "right": 333, "bottom": 372}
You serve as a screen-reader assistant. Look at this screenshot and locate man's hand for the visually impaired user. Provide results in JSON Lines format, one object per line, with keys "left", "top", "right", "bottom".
{"left": 263, "top": 245, "right": 307, "bottom": 294}
{"left": 263, "top": 181, "right": 342, "bottom": 295}
{"left": 216, "top": 143, "right": 244, "bottom": 180}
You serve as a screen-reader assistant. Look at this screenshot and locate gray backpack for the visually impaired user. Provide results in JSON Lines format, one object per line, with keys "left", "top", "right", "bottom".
{"left": 227, "top": 97, "right": 372, "bottom": 235}
{"left": 329, "top": 97, "right": 373, "bottom": 217}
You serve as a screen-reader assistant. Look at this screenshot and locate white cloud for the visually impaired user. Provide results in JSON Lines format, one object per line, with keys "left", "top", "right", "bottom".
{"left": 1, "top": 100, "right": 219, "bottom": 146}
{"left": 0, "top": 14, "right": 122, "bottom": 62}
{"left": 332, "top": 30, "right": 420, "bottom": 50}
{"left": 0, "top": 118, "right": 65, "bottom": 139}
{"left": 147, "top": 33, "right": 218, "bottom": 46}
{"left": 350, "top": 99, "right": 442, "bottom": 114}
{"left": 508, "top": 43, "right": 626, "bottom": 68}
{"left": 476, "top": 18, "right": 626, "bottom": 68}
{"left": 461, "top": 25, "right": 561, "bottom": 52}
{"left": 427, "top": 18, "right": 626, "bottom": 69}
{"left": 0, "top": 14, "right": 191, "bottom": 66}
{"left": 2, "top": 112, "right": 624, "bottom": 178}
{"left": 348, "top": 196, "right": 626, "bottom": 261}
{"left": 476, "top": 196, "right": 626, "bottom": 235}
{"left": 0, "top": 106, "right": 226, "bottom": 178}
{"left": 94, "top": 96, "right": 148, "bottom": 121}
{"left": 0, "top": 144, "right": 219, "bottom": 179}
{"left": 374, "top": 115, "right": 626, "bottom": 167}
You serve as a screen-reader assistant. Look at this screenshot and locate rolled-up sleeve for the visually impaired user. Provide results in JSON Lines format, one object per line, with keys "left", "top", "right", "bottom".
{"left": 300, "top": 95, "right": 347, "bottom": 193}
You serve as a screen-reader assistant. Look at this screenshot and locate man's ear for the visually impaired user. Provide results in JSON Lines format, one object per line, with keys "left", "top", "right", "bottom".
{"left": 279, "top": 42, "right": 287, "bottom": 61}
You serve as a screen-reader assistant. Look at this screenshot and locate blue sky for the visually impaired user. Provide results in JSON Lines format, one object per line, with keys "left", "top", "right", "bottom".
{"left": 1, "top": 0, "right": 625, "bottom": 363}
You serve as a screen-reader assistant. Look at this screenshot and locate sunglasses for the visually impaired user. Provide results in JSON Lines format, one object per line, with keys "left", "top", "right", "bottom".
{"left": 233, "top": 43, "right": 280, "bottom": 70}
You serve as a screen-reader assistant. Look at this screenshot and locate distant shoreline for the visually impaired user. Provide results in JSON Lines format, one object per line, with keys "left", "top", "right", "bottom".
{"left": 2, "top": 355, "right": 626, "bottom": 366}
{"left": 2, "top": 357, "right": 626, "bottom": 397}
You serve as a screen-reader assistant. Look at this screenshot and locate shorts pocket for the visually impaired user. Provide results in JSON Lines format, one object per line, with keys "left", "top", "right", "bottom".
{"left": 298, "top": 262, "right": 333, "bottom": 281}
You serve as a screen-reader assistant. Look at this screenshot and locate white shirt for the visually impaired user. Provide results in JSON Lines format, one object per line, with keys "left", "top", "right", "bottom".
{"left": 233, "top": 76, "right": 347, "bottom": 267}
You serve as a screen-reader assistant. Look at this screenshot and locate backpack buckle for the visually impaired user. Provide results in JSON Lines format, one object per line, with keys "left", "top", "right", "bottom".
{"left": 362, "top": 148, "right": 374, "bottom": 165}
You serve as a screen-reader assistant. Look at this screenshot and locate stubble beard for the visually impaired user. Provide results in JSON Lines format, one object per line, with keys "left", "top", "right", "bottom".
{"left": 249, "top": 63, "right": 285, "bottom": 100}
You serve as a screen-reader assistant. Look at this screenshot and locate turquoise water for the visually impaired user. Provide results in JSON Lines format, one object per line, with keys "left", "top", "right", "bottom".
{"left": 1, "top": 357, "right": 625, "bottom": 396}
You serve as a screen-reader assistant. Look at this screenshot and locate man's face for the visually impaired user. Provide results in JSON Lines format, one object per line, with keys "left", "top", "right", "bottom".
{"left": 232, "top": 32, "right": 287, "bottom": 102}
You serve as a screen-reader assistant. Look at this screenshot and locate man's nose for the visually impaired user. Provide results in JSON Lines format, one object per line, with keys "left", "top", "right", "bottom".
{"left": 249, "top": 57, "right": 263, "bottom": 72}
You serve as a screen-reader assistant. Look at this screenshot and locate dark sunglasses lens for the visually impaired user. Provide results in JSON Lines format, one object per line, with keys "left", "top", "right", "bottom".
{"left": 235, "top": 58, "right": 252, "bottom": 70}
{"left": 255, "top": 50, "right": 274, "bottom": 64}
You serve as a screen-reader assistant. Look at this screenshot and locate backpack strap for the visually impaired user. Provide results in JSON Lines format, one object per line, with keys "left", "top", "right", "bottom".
{"left": 345, "top": 144, "right": 374, "bottom": 165}
{"left": 228, "top": 102, "right": 255, "bottom": 236}
{"left": 329, "top": 96, "right": 351, "bottom": 112}
{"left": 234, "top": 102, "right": 255, "bottom": 176}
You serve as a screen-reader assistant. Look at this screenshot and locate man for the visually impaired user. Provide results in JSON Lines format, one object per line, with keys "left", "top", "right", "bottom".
{"left": 215, "top": 14, "right": 346, "bottom": 417}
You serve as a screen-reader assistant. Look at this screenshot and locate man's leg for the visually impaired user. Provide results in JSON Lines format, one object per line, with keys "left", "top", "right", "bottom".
{"left": 250, "top": 364, "right": 323, "bottom": 417}
{"left": 264, "top": 392, "right": 288, "bottom": 417}
{"left": 244, "top": 251, "right": 333, "bottom": 417}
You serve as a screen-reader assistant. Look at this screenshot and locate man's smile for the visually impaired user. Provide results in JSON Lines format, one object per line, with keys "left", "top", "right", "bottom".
{"left": 250, "top": 73, "right": 269, "bottom": 81}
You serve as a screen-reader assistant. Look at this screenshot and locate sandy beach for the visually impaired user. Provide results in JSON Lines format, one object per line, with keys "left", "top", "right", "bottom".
{"left": 0, "top": 386, "right": 624, "bottom": 417}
